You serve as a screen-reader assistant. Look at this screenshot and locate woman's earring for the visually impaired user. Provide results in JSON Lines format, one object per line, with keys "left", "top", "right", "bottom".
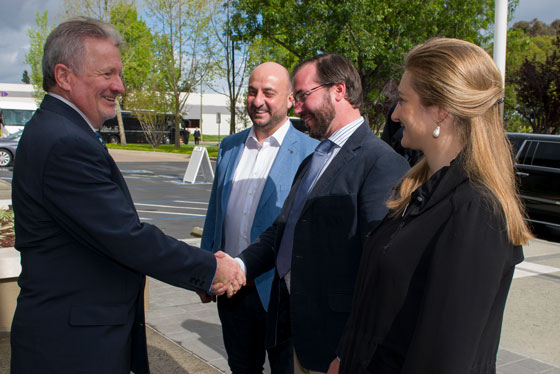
{"left": 432, "top": 123, "right": 440, "bottom": 138}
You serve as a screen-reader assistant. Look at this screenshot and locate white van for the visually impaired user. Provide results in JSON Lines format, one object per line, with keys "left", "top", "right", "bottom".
{"left": 0, "top": 83, "right": 38, "bottom": 137}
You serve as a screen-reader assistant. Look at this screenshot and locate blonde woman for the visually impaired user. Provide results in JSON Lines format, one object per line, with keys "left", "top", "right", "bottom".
{"left": 338, "top": 38, "right": 532, "bottom": 374}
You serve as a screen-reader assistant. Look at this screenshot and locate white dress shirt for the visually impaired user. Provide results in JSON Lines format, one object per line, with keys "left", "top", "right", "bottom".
{"left": 305, "top": 116, "right": 364, "bottom": 193}
{"left": 224, "top": 120, "right": 291, "bottom": 257}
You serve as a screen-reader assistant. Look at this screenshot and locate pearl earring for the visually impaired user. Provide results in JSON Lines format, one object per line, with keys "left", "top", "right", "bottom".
{"left": 432, "top": 123, "right": 440, "bottom": 138}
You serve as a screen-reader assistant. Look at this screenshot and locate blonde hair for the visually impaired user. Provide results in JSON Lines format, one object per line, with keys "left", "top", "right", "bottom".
{"left": 387, "top": 38, "right": 532, "bottom": 245}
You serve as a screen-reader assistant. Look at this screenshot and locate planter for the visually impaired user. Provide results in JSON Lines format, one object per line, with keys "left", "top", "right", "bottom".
{"left": 0, "top": 247, "right": 19, "bottom": 335}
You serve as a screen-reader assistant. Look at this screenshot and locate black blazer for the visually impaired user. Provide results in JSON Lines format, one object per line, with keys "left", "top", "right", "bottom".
{"left": 239, "top": 122, "right": 409, "bottom": 372}
{"left": 11, "top": 95, "right": 216, "bottom": 374}
{"left": 339, "top": 155, "right": 524, "bottom": 374}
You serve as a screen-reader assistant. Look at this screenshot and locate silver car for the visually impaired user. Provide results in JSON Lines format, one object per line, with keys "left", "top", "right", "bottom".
{"left": 0, "top": 129, "right": 23, "bottom": 167}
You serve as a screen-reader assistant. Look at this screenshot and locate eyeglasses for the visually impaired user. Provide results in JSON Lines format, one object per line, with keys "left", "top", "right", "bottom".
{"left": 293, "top": 83, "right": 333, "bottom": 104}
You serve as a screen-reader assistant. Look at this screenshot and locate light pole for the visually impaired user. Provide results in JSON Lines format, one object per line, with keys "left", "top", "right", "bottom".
{"left": 494, "top": 0, "right": 508, "bottom": 119}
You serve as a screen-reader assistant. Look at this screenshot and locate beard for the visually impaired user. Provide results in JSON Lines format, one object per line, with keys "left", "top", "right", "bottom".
{"left": 307, "top": 93, "right": 335, "bottom": 140}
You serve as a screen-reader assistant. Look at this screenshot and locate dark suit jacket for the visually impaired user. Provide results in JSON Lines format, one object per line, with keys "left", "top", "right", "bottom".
{"left": 239, "top": 122, "right": 409, "bottom": 372}
{"left": 11, "top": 95, "right": 216, "bottom": 374}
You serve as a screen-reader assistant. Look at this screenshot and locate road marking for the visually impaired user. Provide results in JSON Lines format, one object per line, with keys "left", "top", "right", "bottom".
{"left": 135, "top": 203, "right": 207, "bottom": 211}
{"left": 172, "top": 200, "right": 209, "bottom": 205}
{"left": 136, "top": 209, "right": 205, "bottom": 217}
{"left": 514, "top": 261, "right": 560, "bottom": 279}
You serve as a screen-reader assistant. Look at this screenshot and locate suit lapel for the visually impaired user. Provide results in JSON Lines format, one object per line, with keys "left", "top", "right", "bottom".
{"left": 42, "top": 95, "right": 137, "bottom": 209}
{"left": 305, "top": 122, "right": 370, "bottom": 202}
{"left": 41, "top": 95, "right": 102, "bottom": 145}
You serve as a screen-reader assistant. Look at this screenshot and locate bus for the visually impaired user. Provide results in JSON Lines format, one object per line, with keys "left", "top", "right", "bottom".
{"left": 0, "top": 84, "right": 37, "bottom": 137}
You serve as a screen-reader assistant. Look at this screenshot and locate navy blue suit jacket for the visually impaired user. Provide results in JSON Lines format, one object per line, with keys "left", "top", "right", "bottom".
{"left": 201, "top": 123, "right": 317, "bottom": 310}
{"left": 11, "top": 95, "right": 216, "bottom": 374}
{"left": 239, "top": 122, "right": 410, "bottom": 372}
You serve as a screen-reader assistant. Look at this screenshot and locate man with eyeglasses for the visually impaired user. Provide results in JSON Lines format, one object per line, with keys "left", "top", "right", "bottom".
{"left": 237, "top": 54, "right": 409, "bottom": 373}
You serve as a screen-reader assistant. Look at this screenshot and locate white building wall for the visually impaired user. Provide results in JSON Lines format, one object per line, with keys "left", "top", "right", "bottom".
{"left": 180, "top": 92, "right": 245, "bottom": 136}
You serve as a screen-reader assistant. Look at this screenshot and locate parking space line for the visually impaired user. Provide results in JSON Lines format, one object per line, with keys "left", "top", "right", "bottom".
{"left": 135, "top": 203, "right": 207, "bottom": 211}
{"left": 136, "top": 209, "right": 206, "bottom": 217}
{"left": 514, "top": 261, "right": 560, "bottom": 279}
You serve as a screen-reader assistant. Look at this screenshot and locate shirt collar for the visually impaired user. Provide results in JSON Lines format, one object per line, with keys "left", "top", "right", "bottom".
{"left": 246, "top": 119, "right": 291, "bottom": 148}
{"left": 47, "top": 92, "right": 97, "bottom": 133}
{"left": 328, "top": 116, "right": 364, "bottom": 148}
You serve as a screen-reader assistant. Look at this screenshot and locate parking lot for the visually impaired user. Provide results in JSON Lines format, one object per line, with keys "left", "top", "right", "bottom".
{"left": 1, "top": 149, "right": 559, "bottom": 372}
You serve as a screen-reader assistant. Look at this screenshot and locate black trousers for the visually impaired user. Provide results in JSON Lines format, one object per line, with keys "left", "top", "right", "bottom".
{"left": 217, "top": 285, "right": 293, "bottom": 374}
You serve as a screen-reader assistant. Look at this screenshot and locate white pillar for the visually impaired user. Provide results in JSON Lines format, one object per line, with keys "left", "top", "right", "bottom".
{"left": 493, "top": 0, "right": 508, "bottom": 88}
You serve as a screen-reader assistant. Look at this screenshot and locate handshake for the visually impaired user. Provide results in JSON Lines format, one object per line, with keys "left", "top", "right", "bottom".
{"left": 199, "top": 251, "right": 246, "bottom": 303}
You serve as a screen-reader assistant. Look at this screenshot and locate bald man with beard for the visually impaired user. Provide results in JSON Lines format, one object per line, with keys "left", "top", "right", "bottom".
{"left": 200, "top": 62, "right": 318, "bottom": 374}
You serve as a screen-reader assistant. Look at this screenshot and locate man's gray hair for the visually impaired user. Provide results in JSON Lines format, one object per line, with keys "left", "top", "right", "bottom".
{"left": 42, "top": 17, "right": 124, "bottom": 91}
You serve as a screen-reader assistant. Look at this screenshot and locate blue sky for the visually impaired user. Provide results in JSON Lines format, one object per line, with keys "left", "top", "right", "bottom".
{"left": 0, "top": 0, "right": 558, "bottom": 84}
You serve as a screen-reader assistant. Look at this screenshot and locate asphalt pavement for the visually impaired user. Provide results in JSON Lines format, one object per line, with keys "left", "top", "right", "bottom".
{"left": 0, "top": 148, "right": 559, "bottom": 374}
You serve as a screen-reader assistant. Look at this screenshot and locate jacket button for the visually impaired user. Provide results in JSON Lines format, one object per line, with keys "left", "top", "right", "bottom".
{"left": 417, "top": 196, "right": 423, "bottom": 202}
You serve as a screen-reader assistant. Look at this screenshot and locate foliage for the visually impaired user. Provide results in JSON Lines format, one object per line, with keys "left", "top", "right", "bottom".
{"left": 496, "top": 21, "right": 559, "bottom": 132}
{"left": 109, "top": 3, "right": 155, "bottom": 108}
{"left": 146, "top": 0, "right": 219, "bottom": 148}
{"left": 231, "top": 0, "right": 508, "bottom": 130}
{"left": 24, "top": 11, "right": 54, "bottom": 103}
{"left": 60, "top": 0, "right": 135, "bottom": 21}
{"left": 127, "top": 86, "right": 174, "bottom": 148}
{"left": 512, "top": 18, "right": 560, "bottom": 37}
{"left": 0, "top": 209, "right": 14, "bottom": 248}
{"left": 510, "top": 36, "right": 560, "bottom": 134}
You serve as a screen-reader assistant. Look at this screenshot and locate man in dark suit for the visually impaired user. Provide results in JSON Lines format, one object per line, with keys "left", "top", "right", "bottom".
{"left": 10, "top": 17, "right": 243, "bottom": 374}
{"left": 237, "top": 54, "right": 409, "bottom": 373}
{"left": 201, "top": 62, "right": 318, "bottom": 373}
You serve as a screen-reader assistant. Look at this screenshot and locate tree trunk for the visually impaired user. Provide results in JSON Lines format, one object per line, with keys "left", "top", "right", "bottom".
{"left": 116, "top": 101, "right": 126, "bottom": 145}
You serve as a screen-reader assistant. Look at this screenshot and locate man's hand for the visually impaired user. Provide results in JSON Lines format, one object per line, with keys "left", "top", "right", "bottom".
{"left": 212, "top": 251, "right": 246, "bottom": 297}
{"left": 327, "top": 357, "right": 340, "bottom": 374}
{"left": 197, "top": 292, "right": 216, "bottom": 303}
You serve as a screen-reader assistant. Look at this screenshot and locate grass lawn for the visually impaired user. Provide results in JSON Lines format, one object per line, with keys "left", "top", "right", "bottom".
{"left": 106, "top": 143, "right": 220, "bottom": 158}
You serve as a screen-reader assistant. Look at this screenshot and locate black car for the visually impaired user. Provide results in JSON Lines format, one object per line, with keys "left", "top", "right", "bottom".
{"left": 507, "top": 132, "right": 560, "bottom": 230}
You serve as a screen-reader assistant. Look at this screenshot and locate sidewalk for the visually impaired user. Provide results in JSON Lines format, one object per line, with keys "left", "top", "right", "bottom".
{"left": 147, "top": 239, "right": 560, "bottom": 374}
{"left": 1, "top": 168, "right": 559, "bottom": 373}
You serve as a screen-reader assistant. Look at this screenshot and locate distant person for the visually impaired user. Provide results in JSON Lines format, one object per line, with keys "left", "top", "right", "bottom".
{"left": 10, "top": 17, "right": 244, "bottom": 373}
{"left": 0, "top": 109, "right": 6, "bottom": 137}
{"left": 381, "top": 103, "right": 423, "bottom": 166}
{"left": 201, "top": 62, "right": 317, "bottom": 374}
{"left": 339, "top": 38, "right": 532, "bottom": 374}
{"left": 237, "top": 54, "right": 409, "bottom": 373}
{"left": 194, "top": 128, "right": 201, "bottom": 144}
{"left": 183, "top": 127, "right": 190, "bottom": 144}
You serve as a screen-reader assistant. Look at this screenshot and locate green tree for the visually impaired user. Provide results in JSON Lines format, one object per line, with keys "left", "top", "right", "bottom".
{"left": 512, "top": 18, "right": 559, "bottom": 36}
{"left": 146, "top": 0, "right": 219, "bottom": 148}
{"left": 109, "top": 3, "right": 155, "bottom": 108}
{"left": 24, "top": 11, "right": 54, "bottom": 103}
{"left": 232, "top": 0, "right": 511, "bottom": 130}
{"left": 496, "top": 22, "right": 558, "bottom": 131}
{"left": 61, "top": 0, "right": 135, "bottom": 21}
{"left": 511, "top": 37, "right": 560, "bottom": 134}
